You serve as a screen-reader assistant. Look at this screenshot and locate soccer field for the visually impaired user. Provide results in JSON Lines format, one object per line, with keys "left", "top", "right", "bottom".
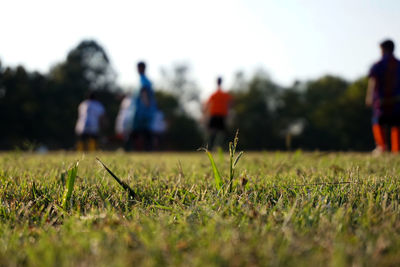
{"left": 1, "top": 151, "right": 400, "bottom": 266}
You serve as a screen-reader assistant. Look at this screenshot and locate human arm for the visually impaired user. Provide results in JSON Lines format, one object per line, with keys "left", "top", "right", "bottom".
{"left": 365, "top": 77, "right": 375, "bottom": 107}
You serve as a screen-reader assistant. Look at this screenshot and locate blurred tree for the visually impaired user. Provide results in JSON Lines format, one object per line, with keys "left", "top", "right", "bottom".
{"left": 0, "top": 66, "right": 50, "bottom": 148}
{"left": 334, "top": 78, "right": 372, "bottom": 150}
{"left": 155, "top": 90, "right": 203, "bottom": 150}
{"left": 160, "top": 63, "right": 201, "bottom": 118}
{"left": 230, "top": 74, "right": 374, "bottom": 151}
{"left": 298, "top": 75, "right": 350, "bottom": 149}
{"left": 50, "top": 40, "right": 116, "bottom": 92}
{"left": 156, "top": 63, "right": 203, "bottom": 150}
{"left": 232, "top": 71, "right": 282, "bottom": 150}
{"left": 155, "top": 90, "right": 180, "bottom": 119}
{"left": 284, "top": 76, "right": 373, "bottom": 150}
{"left": 231, "top": 71, "right": 248, "bottom": 92}
{"left": 0, "top": 49, "right": 375, "bottom": 151}
{"left": 0, "top": 40, "right": 120, "bottom": 149}
{"left": 275, "top": 83, "right": 306, "bottom": 149}
{"left": 47, "top": 39, "right": 120, "bottom": 148}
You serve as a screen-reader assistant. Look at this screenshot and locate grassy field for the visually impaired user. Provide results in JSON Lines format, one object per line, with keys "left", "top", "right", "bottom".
{"left": 1, "top": 150, "right": 400, "bottom": 266}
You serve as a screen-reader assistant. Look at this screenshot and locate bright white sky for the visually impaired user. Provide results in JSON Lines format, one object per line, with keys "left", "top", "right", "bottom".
{"left": 1, "top": 0, "right": 400, "bottom": 98}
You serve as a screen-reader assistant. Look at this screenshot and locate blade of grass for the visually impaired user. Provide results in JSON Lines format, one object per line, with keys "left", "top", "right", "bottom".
{"left": 61, "top": 162, "right": 79, "bottom": 210}
{"left": 229, "top": 142, "right": 234, "bottom": 193}
{"left": 96, "top": 157, "right": 136, "bottom": 200}
{"left": 32, "top": 181, "right": 38, "bottom": 199}
{"left": 234, "top": 151, "right": 244, "bottom": 168}
{"left": 200, "top": 148, "right": 223, "bottom": 191}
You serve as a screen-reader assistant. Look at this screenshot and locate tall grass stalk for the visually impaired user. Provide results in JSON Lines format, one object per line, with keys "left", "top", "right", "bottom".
{"left": 96, "top": 158, "right": 136, "bottom": 200}
{"left": 61, "top": 161, "right": 79, "bottom": 210}
{"left": 229, "top": 130, "right": 243, "bottom": 192}
{"left": 201, "top": 130, "right": 243, "bottom": 193}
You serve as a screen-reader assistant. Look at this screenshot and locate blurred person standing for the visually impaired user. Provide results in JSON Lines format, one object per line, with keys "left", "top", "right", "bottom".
{"left": 204, "top": 77, "right": 233, "bottom": 150}
{"left": 151, "top": 109, "right": 167, "bottom": 150}
{"left": 75, "top": 91, "right": 105, "bottom": 151}
{"left": 115, "top": 93, "right": 134, "bottom": 147}
{"left": 366, "top": 39, "right": 400, "bottom": 154}
{"left": 128, "top": 61, "right": 157, "bottom": 151}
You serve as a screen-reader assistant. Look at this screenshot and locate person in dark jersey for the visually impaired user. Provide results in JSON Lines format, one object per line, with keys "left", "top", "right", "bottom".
{"left": 366, "top": 39, "right": 400, "bottom": 154}
{"left": 204, "top": 77, "right": 233, "bottom": 150}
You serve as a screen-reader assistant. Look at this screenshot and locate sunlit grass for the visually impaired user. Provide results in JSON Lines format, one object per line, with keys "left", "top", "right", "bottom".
{"left": 0, "top": 151, "right": 400, "bottom": 266}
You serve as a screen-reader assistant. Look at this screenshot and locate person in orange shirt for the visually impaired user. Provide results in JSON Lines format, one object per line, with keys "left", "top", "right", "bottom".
{"left": 204, "top": 77, "right": 233, "bottom": 150}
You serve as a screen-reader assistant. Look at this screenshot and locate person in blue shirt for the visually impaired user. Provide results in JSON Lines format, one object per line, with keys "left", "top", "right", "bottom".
{"left": 128, "top": 61, "right": 157, "bottom": 151}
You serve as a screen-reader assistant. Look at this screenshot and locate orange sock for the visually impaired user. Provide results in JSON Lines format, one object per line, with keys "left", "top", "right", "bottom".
{"left": 391, "top": 127, "right": 400, "bottom": 153}
{"left": 372, "top": 124, "right": 386, "bottom": 150}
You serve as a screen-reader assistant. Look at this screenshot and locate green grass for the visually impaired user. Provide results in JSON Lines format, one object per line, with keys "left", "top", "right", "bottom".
{"left": 1, "top": 151, "right": 400, "bottom": 266}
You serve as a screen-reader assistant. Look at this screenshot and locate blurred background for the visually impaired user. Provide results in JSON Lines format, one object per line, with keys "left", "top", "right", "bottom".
{"left": 0, "top": 0, "right": 399, "bottom": 151}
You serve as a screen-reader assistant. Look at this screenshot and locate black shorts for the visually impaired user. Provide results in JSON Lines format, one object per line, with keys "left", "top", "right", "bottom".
{"left": 208, "top": 116, "right": 226, "bottom": 131}
{"left": 376, "top": 115, "right": 400, "bottom": 127}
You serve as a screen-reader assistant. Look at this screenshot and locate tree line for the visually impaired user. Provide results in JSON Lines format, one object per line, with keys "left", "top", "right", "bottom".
{"left": 0, "top": 40, "right": 373, "bottom": 151}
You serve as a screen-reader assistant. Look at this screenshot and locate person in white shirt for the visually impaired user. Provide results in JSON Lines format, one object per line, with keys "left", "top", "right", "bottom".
{"left": 115, "top": 94, "right": 133, "bottom": 140}
{"left": 75, "top": 91, "right": 105, "bottom": 151}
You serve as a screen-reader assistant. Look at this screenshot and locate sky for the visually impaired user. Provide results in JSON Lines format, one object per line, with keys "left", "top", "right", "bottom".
{"left": 1, "top": 0, "right": 400, "bottom": 98}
